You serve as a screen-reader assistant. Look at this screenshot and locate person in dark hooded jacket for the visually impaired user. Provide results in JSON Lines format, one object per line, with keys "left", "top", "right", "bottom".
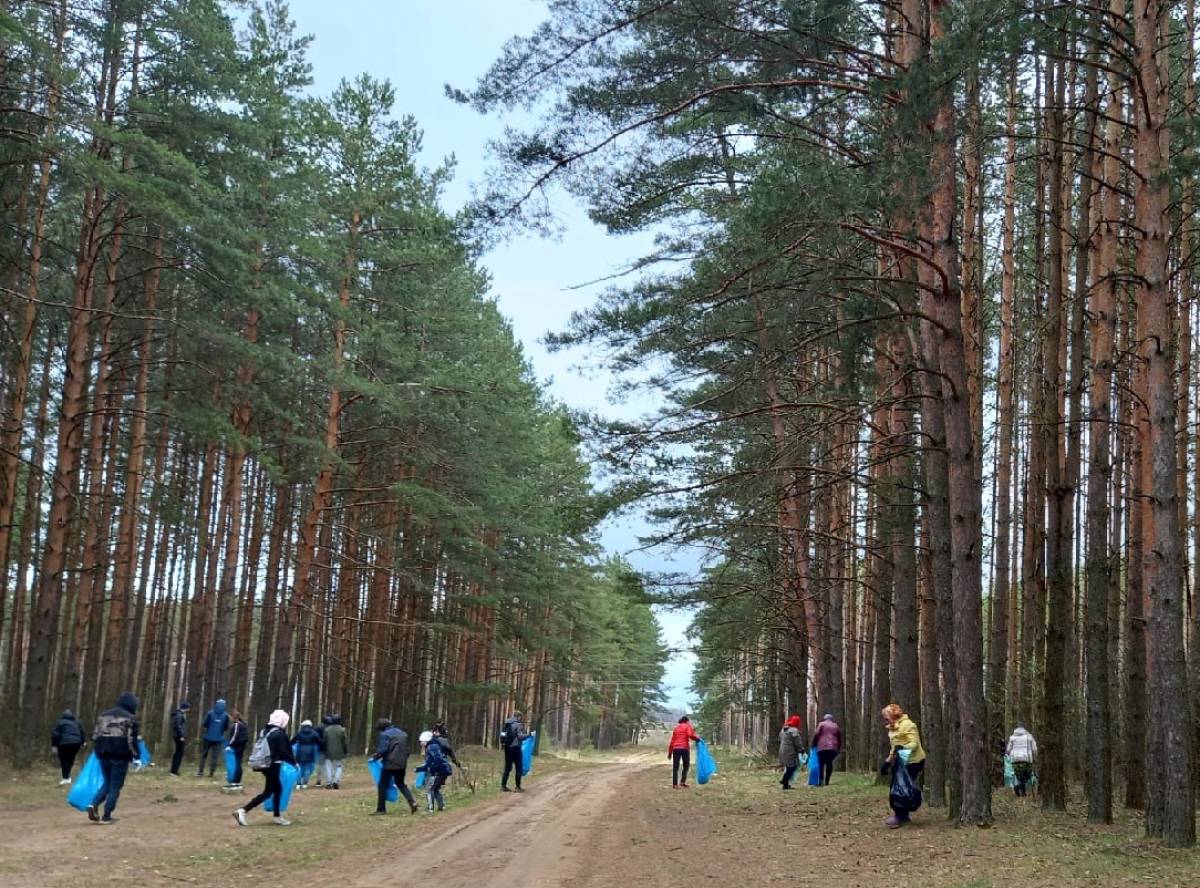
{"left": 51, "top": 710, "right": 86, "bottom": 784}
{"left": 371, "top": 718, "right": 418, "bottom": 814}
{"left": 169, "top": 701, "right": 190, "bottom": 776}
{"left": 87, "top": 692, "right": 140, "bottom": 824}
{"left": 292, "top": 720, "right": 321, "bottom": 788}
{"left": 197, "top": 699, "right": 229, "bottom": 777}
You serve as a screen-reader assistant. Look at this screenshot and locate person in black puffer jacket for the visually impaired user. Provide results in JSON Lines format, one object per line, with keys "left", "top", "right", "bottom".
{"left": 169, "top": 701, "right": 190, "bottom": 776}
{"left": 88, "top": 692, "right": 140, "bottom": 824}
{"left": 51, "top": 710, "right": 86, "bottom": 784}
{"left": 234, "top": 709, "right": 297, "bottom": 827}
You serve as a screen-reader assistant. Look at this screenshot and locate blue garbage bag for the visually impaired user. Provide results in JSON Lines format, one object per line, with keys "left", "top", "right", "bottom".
{"left": 808, "top": 746, "right": 820, "bottom": 786}
{"left": 67, "top": 753, "right": 103, "bottom": 811}
{"left": 415, "top": 769, "right": 427, "bottom": 789}
{"left": 225, "top": 747, "right": 238, "bottom": 783}
{"left": 367, "top": 758, "right": 400, "bottom": 802}
{"left": 1003, "top": 755, "right": 1015, "bottom": 789}
{"left": 520, "top": 734, "right": 535, "bottom": 777}
{"left": 137, "top": 739, "right": 151, "bottom": 768}
{"left": 270, "top": 762, "right": 300, "bottom": 815}
{"left": 695, "top": 739, "right": 718, "bottom": 785}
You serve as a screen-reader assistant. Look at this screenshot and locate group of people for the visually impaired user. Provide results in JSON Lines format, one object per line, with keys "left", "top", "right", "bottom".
{"left": 56, "top": 691, "right": 534, "bottom": 829}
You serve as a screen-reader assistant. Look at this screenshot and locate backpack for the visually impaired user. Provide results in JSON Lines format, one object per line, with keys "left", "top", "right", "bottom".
{"left": 248, "top": 727, "right": 276, "bottom": 772}
{"left": 427, "top": 739, "right": 452, "bottom": 777}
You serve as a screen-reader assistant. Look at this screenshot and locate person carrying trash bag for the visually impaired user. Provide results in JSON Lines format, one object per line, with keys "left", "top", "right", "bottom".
{"left": 371, "top": 717, "right": 419, "bottom": 815}
{"left": 417, "top": 730, "right": 453, "bottom": 813}
{"left": 224, "top": 707, "right": 249, "bottom": 789}
{"left": 234, "top": 709, "right": 297, "bottom": 827}
{"left": 1006, "top": 723, "right": 1038, "bottom": 798}
{"left": 500, "top": 710, "right": 530, "bottom": 793}
{"left": 86, "top": 692, "right": 141, "bottom": 824}
{"left": 778, "top": 715, "right": 804, "bottom": 790}
{"left": 668, "top": 715, "right": 701, "bottom": 789}
{"left": 880, "top": 703, "right": 926, "bottom": 829}
{"left": 51, "top": 709, "right": 86, "bottom": 785}
{"left": 812, "top": 713, "right": 843, "bottom": 786}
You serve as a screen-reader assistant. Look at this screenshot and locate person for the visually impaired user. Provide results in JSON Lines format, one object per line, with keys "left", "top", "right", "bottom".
{"left": 313, "top": 715, "right": 329, "bottom": 786}
{"left": 87, "top": 692, "right": 140, "bottom": 824}
{"left": 322, "top": 714, "right": 348, "bottom": 789}
{"left": 433, "top": 722, "right": 462, "bottom": 769}
{"left": 778, "top": 714, "right": 804, "bottom": 790}
{"left": 1006, "top": 723, "right": 1038, "bottom": 798}
{"left": 225, "top": 707, "right": 249, "bottom": 789}
{"left": 812, "top": 713, "right": 843, "bottom": 786}
{"left": 234, "top": 709, "right": 296, "bottom": 827}
{"left": 417, "top": 729, "right": 453, "bottom": 813}
{"left": 51, "top": 709, "right": 86, "bottom": 785}
{"left": 197, "top": 698, "right": 230, "bottom": 778}
{"left": 292, "top": 719, "right": 321, "bottom": 788}
{"left": 169, "top": 700, "right": 190, "bottom": 776}
{"left": 500, "top": 711, "right": 529, "bottom": 792}
{"left": 881, "top": 703, "right": 926, "bottom": 829}
{"left": 668, "top": 715, "right": 701, "bottom": 789}
{"left": 371, "top": 717, "right": 419, "bottom": 815}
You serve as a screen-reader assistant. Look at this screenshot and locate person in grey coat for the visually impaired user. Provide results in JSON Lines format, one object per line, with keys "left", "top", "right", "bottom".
{"left": 778, "top": 714, "right": 805, "bottom": 790}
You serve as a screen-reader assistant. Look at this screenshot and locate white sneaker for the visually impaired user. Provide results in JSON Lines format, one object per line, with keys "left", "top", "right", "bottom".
{"left": 59, "top": 778, "right": 71, "bottom": 786}
{"left": 274, "top": 816, "right": 291, "bottom": 826}
{"left": 233, "top": 809, "right": 247, "bottom": 827}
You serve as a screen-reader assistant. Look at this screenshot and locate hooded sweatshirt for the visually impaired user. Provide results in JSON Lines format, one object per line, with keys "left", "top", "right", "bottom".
{"left": 51, "top": 710, "right": 85, "bottom": 747}
{"left": 93, "top": 693, "right": 140, "bottom": 760}
{"left": 293, "top": 723, "right": 321, "bottom": 763}
{"left": 1007, "top": 727, "right": 1038, "bottom": 763}
{"left": 202, "top": 699, "right": 229, "bottom": 742}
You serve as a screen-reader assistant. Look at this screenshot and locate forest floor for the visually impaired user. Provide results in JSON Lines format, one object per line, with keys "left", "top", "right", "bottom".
{"left": 0, "top": 747, "right": 1195, "bottom": 887}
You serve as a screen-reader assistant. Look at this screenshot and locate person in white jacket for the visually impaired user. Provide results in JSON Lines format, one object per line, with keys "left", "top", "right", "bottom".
{"left": 1006, "top": 724, "right": 1038, "bottom": 797}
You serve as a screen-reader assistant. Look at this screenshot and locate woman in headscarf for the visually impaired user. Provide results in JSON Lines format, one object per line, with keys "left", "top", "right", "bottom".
{"left": 234, "top": 710, "right": 296, "bottom": 827}
{"left": 881, "top": 703, "right": 926, "bottom": 828}
{"left": 777, "top": 715, "right": 805, "bottom": 790}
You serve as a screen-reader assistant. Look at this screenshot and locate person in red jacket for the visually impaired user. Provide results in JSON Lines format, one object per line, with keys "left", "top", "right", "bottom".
{"left": 668, "top": 716, "right": 701, "bottom": 788}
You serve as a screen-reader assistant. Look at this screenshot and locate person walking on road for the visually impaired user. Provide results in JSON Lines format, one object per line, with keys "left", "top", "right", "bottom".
{"left": 1006, "top": 723, "right": 1038, "bottom": 798}
{"left": 778, "top": 714, "right": 804, "bottom": 790}
{"left": 812, "top": 713, "right": 843, "bottom": 786}
{"left": 197, "top": 699, "right": 230, "bottom": 778}
{"left": 292, "top": 719, "right": 321, "bottom": 788}
{"left": 882, "top": 703, "right": 926, "bottom": 829}
{"left": 87, "top": 692, "right": 141, "bottom": 824}
{"left": 371, "top": 718, "right": 419, "bottom": 815}
{"left": 51, "top": 710, "right": 86, "bottom": 785}
{"left": 225, "top": 707, "right": 249, "bottom": 789}
{"left": 418, "top": 729, "right": 453, "bottom": 813}
{"left": 169, "top": 701, "right": 190, "bottom": 776}
{"left": 322, "top": 714, "right": 348, "bottom": 789}
{"left": 500, "top": 711, "right": 529, "bottom": 793}
{"left": 234, "top": 709, "right": 296, "bottom": 827}
{"left": 668, "top": 715, "right": 701, "bottom": 789}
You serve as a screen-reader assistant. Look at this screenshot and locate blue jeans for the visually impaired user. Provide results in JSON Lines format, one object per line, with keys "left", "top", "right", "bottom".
{"left": 298, "top": 761, "right": 316, "bottom": 785}
{"left": 92, "top": 757, "right": 129, "bottom": 818}
{"left": 427, "top": 774, "right": 447, "bottom": 810}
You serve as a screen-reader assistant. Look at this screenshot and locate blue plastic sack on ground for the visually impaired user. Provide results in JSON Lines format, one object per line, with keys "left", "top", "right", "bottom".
{"left": 415, "top": 769, "right": 427, "bottom": 789}
{"left": 695, "top": 739, "right": 718, "bottom": 785}
{"left": 270, "top": 762, "right": 300, "bottom": 814}
{"left": 138, "top": 739, "right": 151, "bottom": 768}
{"left": 808, "top": 746, "right": 820, "bottom": 785}
{"left": 67, "top": 753, "right": 103, "bottom": 811}
{"left": 367, "top": 758, "right": 400, "bottom": 801}
{"left": 225, "top": 747, "right": 238, "bottom": 783}
{"left": 520, "top": 734, "right": 535, "bottom": 777}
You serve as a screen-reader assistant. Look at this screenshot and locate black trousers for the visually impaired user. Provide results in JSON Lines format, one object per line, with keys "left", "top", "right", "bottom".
{"left": 672, "top": 749, "right": 690, "bottom": 785}
{"left": 781, "top": 764, "right": 797, "bottom": 788}
{"left": 244, "top": 764, "right": 283, "bottom": 814}
{"left": 57, "top": 743, "right": 82, "bottom": 780}
{"left": 502, "top": 745, "right": 523, "bottom": 789}
{"left": 197, "top": 739, "right": 221, "bottom": 775}
{"left": 817, "top": 749, "right": 838, "bottom": 785}
{"left": 376, "top": 767, "right": 417, "bottom": 812}
{"left": 230, "top": 746, "right": 245, "bottom": 784}
{"left": 170, "top": 738, "right": 186, "bottom": 775}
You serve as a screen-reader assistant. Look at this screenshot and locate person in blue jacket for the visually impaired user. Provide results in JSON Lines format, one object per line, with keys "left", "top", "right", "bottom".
{"left": 197, "top": 699, "right": 230, "bottom": 778}
{"left": 292, "top": 720, "right": 321, "bottom": 788}
{"left": 416, "top": 730, "right": 453, "bottom": 813}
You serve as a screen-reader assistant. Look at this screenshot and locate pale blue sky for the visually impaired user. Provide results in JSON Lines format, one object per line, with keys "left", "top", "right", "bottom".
{"left": 288, "top": 0, "right": 698, "bottom": 708}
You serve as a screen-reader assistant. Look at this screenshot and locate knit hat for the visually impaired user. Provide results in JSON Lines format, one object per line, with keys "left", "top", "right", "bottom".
{"left": 785, "top": 715, "right": 802, "bottom": 729}
{"left": 301, "top": 719, "right": 312, "bottom": 727}
{"left": 418, "top": 730, "right": 434, "bottom": 743}
{"left": 269, "top": 709, "right": 290, "bottom": 730}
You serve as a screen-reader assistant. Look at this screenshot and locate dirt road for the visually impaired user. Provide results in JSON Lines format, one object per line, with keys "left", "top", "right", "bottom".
{"left": 351, "top": 763, "right": 641, "bottom": 888}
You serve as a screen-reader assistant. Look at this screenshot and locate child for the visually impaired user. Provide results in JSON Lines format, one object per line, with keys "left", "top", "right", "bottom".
{"left": 416, "top": 729, "right": 453, "bottom": 813}
{"left": 292, "top": 720, "right": 321, "bottom": 788}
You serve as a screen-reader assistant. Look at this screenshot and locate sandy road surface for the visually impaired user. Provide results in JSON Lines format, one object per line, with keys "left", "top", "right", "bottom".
{"left": 350, "top": 762, "right": 646, "bottom": 888}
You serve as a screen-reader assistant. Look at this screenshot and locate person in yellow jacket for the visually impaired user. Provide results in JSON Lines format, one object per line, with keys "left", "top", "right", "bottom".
{"left": 882, "top": 703, "right": 925, "bottom": 828}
